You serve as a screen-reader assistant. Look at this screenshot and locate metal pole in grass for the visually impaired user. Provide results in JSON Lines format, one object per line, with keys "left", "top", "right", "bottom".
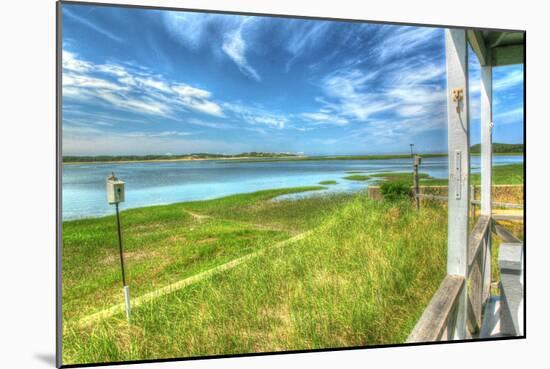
{"left": 107, "top": 172, "right": 131, "bottom": 322}
{"left": 413, "top": 155, "right": 421, "bottom": 210}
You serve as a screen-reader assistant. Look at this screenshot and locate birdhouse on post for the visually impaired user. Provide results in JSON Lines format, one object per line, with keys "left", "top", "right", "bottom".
{"left": 106, "top": 172, "right": 131, "bottom": 322}
{"left": 107, "top": 172, "right": 125, "bottom": 204}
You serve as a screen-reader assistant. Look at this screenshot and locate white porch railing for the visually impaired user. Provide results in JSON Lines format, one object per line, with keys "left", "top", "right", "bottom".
{"left": 406, "top": 27, "right": 524, "bottom": 343}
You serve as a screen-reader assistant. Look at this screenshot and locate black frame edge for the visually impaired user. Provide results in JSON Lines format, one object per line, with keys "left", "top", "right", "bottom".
{"left": 56, "top": 1, "right": 64, "bottom": 367}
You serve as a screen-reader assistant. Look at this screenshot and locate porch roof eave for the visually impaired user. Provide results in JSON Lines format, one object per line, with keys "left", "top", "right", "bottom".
{"left": 467, "top": 30, "right": 525, "bottom": 67}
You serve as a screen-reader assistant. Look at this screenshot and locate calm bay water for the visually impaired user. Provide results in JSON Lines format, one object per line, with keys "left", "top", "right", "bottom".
{"left": 62, "top": 155, "right": 523, "bottom": 220}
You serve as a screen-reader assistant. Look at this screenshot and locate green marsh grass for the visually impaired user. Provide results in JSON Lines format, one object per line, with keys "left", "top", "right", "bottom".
{"left": 343, "top": 175, "right": 371, "bottom": 181}
{"left": 368, "top": 163, "right": 524, "bottom": 187}
{"left": 63, "top": 190, "right": 448, "bottom": 364}
{"left": 62, "top": 187, "right": 338, "bottom": 322}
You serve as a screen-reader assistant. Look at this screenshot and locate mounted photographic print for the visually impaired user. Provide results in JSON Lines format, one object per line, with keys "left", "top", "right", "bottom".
{"left": 57, "top": 1, "right": 525, "bottom": 366}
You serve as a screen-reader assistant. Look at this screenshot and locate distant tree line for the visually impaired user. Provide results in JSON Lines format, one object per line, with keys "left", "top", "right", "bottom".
{"left": 470, "top": 143, "right": 523, "bottom": 153}
{"left": 62, "top": 152, "right": 301, "bottom": 163}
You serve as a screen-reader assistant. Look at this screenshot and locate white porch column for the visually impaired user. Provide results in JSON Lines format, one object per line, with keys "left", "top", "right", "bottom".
{"left": 445, "top": 29, "right": 470, "bottom": 340}
{"left": 480, "top": 66, "right": 493, "bottom": 216}
{"left": 480, "top": 65, "right": 493, "bottom": 302}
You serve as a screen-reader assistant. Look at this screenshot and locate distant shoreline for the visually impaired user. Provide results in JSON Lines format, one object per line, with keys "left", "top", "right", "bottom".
{"left": 62, "top": 153, "right": 442, "bottom": 165}
{"left": 62, "top": 155, "right": 299, "bottom": 165}
{"left": 62, "top": 152, "right": 523, "bottom": 165}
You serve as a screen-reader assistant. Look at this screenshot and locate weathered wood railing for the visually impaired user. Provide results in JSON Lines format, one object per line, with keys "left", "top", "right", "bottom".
{"left": 494, "top": 224, "right": 522, "bottom": 243}
{"left": 407, "top": 215, "right": 492, "bottom": 342}
{"left": 492, "top": 214, "right": 524, "bottom": 221}
{"left": 470, "top": 199, "right": 523, "bottom": 209}
{"left": 416, "top": 193, "right": 523, "bottom": 209}
{"left": 466, "top": 215, "right": 491, "bottom": 334}
{"left": 407, "top": 275, "right": 465, "bottom": 342}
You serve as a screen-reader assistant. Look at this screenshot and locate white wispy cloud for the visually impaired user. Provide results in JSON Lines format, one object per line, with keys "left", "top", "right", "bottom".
{"left": 373, "top": 26, "right": 441, "bottom": 62}
{"left": 63, "top": 72, "right": 125, "bottom": 91}
{"left": 62, "top": 107, "right": 153, "bottom": 126}
{"left": 62, "top": 50, "right": 92, "bottom": 73}
{"left": 316, "top": 69, "right": 397, "bottom": 121}
{"left": 223, "top": 102, "right": 288, "bottom": 129}
{"left": 494, "top": 69, "right": 523, "bottom": 91}
{"left": 63, "top": 122, "right": 106, "bottom": 137}
{"left": 64, "top": 8, "right": 125, "bottom": 43}
{"left": 63, "top": 117, "right": 113, "bottom": 128}
{"left": 347, "top": 109, "right": 446, "bottom": 147}
{"left": 62, "top": 118, "right": 200, "bottom": 155}
{"left": 163, "top": 12, "right": 261, "bottom": 81}
{"left": 387, "top": 84, "right": 445, "bottom": 110}
{"left": 284, "top": 21, "right": 332, "bottom": 72}
{"left": 63, "top": 50, "right": 301, "bottom": 139}
{"left": 301, "top": 112, "right": 348, "bottom": 126}
{"left": 300, "top": 46, "right": 446, "bottom": 138}
{"left": 468, "top": 54, "right": 482, "bottom": 120}
{"left": 138, "top": 78, "right": 172, "bottom": 93}
{"left": 222, "top": 22, "right": 261, "bottom": 81}
{"left": 390, "top": 62, "right": 446, "bottom": 87}
{"left": 123, "top": 130, "right": 193, "bottom": 138}
{"left": 494, "top": 107, "right": 523, "bottom": 125}
{"left": 250, "top": 116, "right": 285, "bottom": 128}
{"left": 289, "top": 23, "right": 447, "bottom": 138}
{"left": 162, "top": 12, "right": 220, "bottom": 50}
{"left": 62, "top": 51, "right": 224, "bottom": 118}
{"left": 63, "top": 134, "right": 234, "bottom": 156}
{"left": 172, "top": 84, "right": 224, "bottom": 116}
{"left": 186, "top": 118, "right": 234, "bottom": 130}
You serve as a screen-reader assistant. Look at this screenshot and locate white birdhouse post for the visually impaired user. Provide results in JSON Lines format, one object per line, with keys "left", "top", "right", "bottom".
{"left": 106, "top": 172, "right": 131, "bottom": 322}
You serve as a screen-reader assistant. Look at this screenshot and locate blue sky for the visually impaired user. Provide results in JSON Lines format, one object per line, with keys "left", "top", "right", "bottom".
{"left": 62, "top": 4, "right": 524, "bottom": 156}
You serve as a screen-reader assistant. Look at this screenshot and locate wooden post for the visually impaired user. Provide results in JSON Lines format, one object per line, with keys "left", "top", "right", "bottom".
{"left": 445, "top": 29, "right": 470, "bottom": 340}
{"left": 413, "top": 155, "right": 420, "bottom": 210}
{"left": 480, "top": 66, "right": 493, "bottom": 303}
{"left": 471, "top": 185, "right": 476, "bottom": 220}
